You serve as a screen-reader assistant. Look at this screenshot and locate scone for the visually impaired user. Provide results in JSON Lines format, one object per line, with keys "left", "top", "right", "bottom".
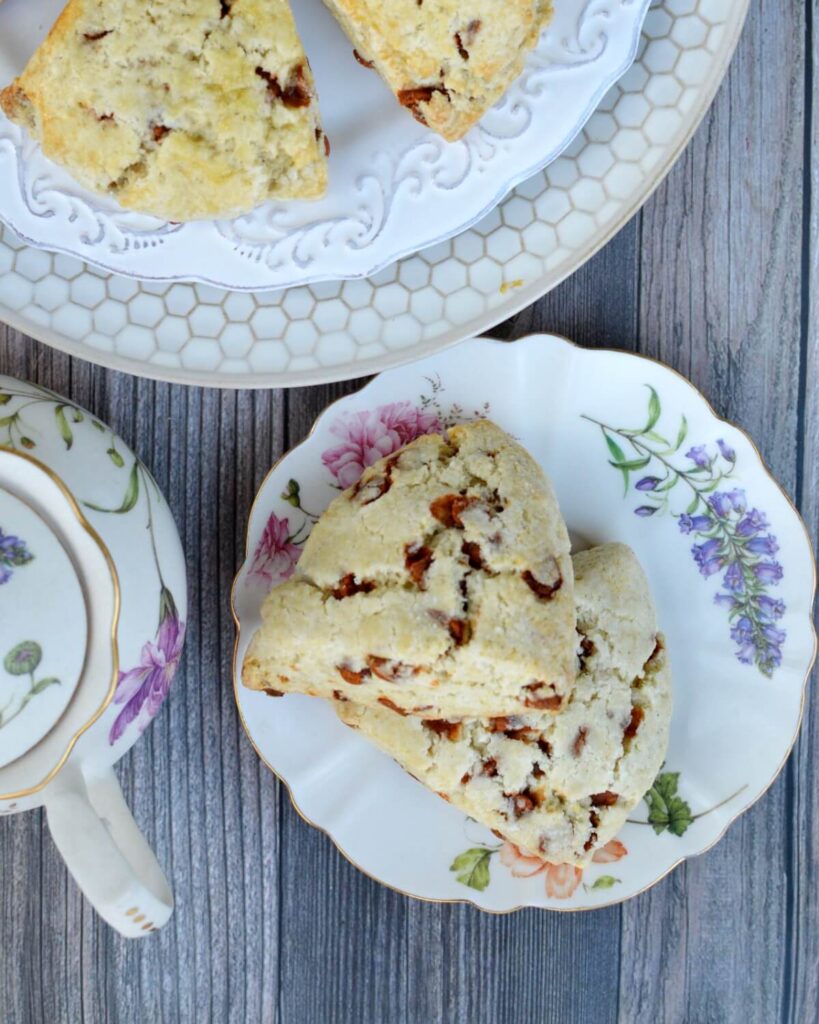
{"left": 242, "top": 419, "right": 576, "bottom": 718}
{"left": 337, "top": 544, "right": 673, "bottom": 866}
{"left": 323, "top": 0, "right": 553, "bottom": 141}
{"left": 0, "top": 0, "right": 327, "bottom": 221}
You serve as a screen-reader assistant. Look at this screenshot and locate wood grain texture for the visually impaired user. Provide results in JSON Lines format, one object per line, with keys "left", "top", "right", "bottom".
{"left": 0, "top": 1, "right": 816, "bottom": 1021}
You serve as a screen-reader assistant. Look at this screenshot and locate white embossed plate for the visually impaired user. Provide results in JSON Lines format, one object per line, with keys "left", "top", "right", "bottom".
{"left": 0, "top": 1, "right": 750, "bottom": 385}
{"left": 0, "top": 0, "right": 649, "bottom": 290}
{"left": 232, "top": 335, "right": 815, "bottom": 911}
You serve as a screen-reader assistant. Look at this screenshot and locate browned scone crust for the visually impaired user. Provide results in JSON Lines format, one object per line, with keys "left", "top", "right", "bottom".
{"left": 322, "top": 0, "right": 554, "bottom": 140}
{"left": 0, "top": 0, "right": 328, "bottom": 220}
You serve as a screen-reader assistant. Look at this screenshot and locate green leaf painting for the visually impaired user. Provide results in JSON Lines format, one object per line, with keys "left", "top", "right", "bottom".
{"left": 450, "top": 847, "right": 493, "bottom": 892}
{"left": 644, "top": 772, "right": 694, "bottom": 837}
{"left": 84, "top": 461, "right": 140, "bottom": 514}
{"left": 589, "top": 875, "right": 619, "bottom": 890}
{"left": 1, "top": 640, "right": 61, "bottom": 729}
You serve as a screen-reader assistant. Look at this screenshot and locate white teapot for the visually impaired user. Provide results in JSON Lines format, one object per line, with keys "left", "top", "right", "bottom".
{"left": 0, "top": 375, "right": 186, "bottom": 937}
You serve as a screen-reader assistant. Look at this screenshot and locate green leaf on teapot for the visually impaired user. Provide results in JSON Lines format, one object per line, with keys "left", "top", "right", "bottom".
{"left": 31, "top": 676, "right": 60, "bottom": 694}
{"left": 4, "top": 641, "right": 42, "bottom": 676}
{"left": 0, "top": 394, "right": 11, "bottom": 406}
{"left": 107, "top": 447, "right": 125, "bottom": 468}
{"left": 54, "top": 405, "right": 74, "bottom": 450}
{"left": 84, "top": 461, "right": 140, "bottom": 514}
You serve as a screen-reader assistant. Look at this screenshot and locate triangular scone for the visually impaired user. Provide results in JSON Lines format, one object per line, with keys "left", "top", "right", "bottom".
{"left": 0, "top": 0, "right": 327, "bottom": 221}
{"left": 243, "top": 419, "right": 576, "bottom": 718}
{"left": 322, "top": 0, "right": 553, "bottom": 141}
{"left": 337, "top": 544, "right": 673, "bottom": 867}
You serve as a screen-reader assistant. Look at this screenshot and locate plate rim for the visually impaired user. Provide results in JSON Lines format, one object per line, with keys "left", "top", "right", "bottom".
{"left": 229, "top": 332, "right": 817, "bottom": 912}
{"left": 0, "top": 0, "right": 752, "bottom": 389}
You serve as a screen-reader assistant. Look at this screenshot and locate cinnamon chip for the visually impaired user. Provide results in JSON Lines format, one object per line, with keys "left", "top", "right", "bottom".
{"left": 352, "top": 455, "right": 399, "bottom": 505}
{"left": 429, "top": 493, "right": 475, "bottom": 528}
{"left": 281, "top": 64, "right": 311, "bottom": 108}
{"left": 591, "top": 791, "right": 619, "bottom": 807}
{"left": 522, "top": 683, "right": 562, "bottom": 711}
{"left": 507, "top": 788, "right": 540, "bottom": 818}
{"left": 521, "top": 568, "right": 563, "bottom": 600}
{"left": 481, "top": 757, "right": 499, "bottom": 777}
{"left": 331, "top": 573, "right": 376, "bottom": 599}
{"left": 336, "top": 664, "right": 371, "bottom": 685}
{"left": 646, "top": 636, "right": 664, "bottom": 666}
{"left": 397, "top": 85, "right": 450, "bottom": 125}
{"left": 378, "top": 697, "right": 407, "bottom": 716}
{"left": 578, "top": 633, "right": 596, "bottom": 671}
{"left": 454, "top": 20, "right": 481, "bottom": 60}
{"left": 366, "top": 655, "right": 417, "bottom": 682}
{"left": 573, "top": 727, "right": 589, "bottom": 757}
{"left": 404, "top": 544, "right": 433, "bottom": 587}
{"left": 447, "top": 618, "right": 471, "bottom": 646}
{"left": 503, "top": 725, "right": 538, "bottom": 742}
{"left": 423, "top": 719, "right": 463, "bottom": 741}
{"left": 461, "top": 541, "right": 485, "bottom": 570}
{"left": 353, "top": 49, "right": 375, "bottom": 68}
{"left": 256, "top": 64, "right": 311, "bottom": 109}
{"left": 263, "top": 688, "right": 283, "bottom": 697}
{"left": 624, "top": 705, "right": 644, "bottom": 741}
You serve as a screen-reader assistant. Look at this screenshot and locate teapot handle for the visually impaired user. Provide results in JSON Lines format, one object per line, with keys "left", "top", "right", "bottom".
{"left": 43, "top": 763, "right": 173, "bottom": 938}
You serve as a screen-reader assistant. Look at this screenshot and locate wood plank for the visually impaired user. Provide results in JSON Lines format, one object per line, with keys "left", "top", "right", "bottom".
{"left": 619, "top": 1, "right": 808, "bottom": 1021}
{"left": 789, "top": 1, "right": 818, "bottom": 1020}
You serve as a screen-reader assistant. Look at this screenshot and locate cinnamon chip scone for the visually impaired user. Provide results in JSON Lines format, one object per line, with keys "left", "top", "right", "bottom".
{"left": 242, "top": 419, "right": 576, "bottom": 718}
{"left": 322, "top": 0, "right": 553, "bottom": 141}
{"left": 337, "top": 544, "right": 673, "bottom": 866}
{"left": 0, "top": 0, "right": 327, "bottom": 220}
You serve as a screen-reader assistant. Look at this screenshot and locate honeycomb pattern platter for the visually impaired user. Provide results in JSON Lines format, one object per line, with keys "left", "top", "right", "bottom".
{"left": 0, "top": 1, "right": 749, "bottom": 388}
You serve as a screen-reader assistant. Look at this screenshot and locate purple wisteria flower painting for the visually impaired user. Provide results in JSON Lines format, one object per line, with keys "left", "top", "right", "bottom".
{"left": 584, "top": 387, "right": 786, "bottom": 676}
{"left": 0, "top": 528, "right": 33, "bottom": 585}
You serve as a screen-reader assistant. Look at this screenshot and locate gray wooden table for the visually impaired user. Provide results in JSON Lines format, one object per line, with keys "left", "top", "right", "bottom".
{"left": 0, "top": 3, "right": 816, "bottom": 1022}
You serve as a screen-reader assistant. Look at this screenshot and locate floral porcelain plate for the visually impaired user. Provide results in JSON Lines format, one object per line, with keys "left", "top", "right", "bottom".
{"left": 0, "top": 0, "right": 649, "bottom": 290}
{"left": 232, "top": 335, "right": 815, "bottom": 911}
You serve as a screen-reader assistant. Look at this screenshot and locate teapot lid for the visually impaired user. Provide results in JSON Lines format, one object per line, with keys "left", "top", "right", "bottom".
{"left": 0, "top": 450, "right": 118, "bottom": 800}
{"left": 0, "top": 487, "right": 87, "bottom": 767}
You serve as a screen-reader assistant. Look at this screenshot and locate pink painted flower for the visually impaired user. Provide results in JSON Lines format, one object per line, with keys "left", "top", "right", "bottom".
{"left": 109, "top": 601, "right": 185, "bottom": 744}
{"left": 591, "top": 839, "right": 628, "bottom": 864}
{"left": 498, "top": 837, "right": 628, "bottom": 899}
{"left": 322, "top": 402, "right": 442, "bottom": 488}
{"left": 543, "top": 862, "right": 584, "bottom": 899}
{"left": 499, "top": 842, "right": 548, "bottom": 878}
{"left": 248, "top": 512, "right": 302, "bottom": 588}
